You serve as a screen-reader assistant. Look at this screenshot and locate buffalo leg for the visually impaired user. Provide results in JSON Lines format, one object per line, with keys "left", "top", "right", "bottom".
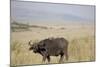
{"left": 42, "top": 56, "right": 46, "bottom": 62}
{"left": 47, "top": 55, "right": 50, "bottom": 62}
{"left": 59, "top": 52, "right": 64, "bottom": 63}
{"left": 41, "top": 51, "right": 48, "bottom": 63}
{"left": 64, "top": 47, "right": 68, "bottom": 61}
{"left": 65, "top": 52, "right": 68, "bottom": 61}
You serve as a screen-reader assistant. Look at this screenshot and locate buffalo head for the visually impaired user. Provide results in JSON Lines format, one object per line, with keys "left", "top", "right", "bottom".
{"left": 28, "top": 40, "right": 46, "bottom": 53}
{"left": 28, "top": 40, "right": 39, "bottom": 53}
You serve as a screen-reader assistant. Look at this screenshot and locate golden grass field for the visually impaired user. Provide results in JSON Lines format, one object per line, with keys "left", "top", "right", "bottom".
{"left": 11, "top": 23, "right": 95, "bottom": 66}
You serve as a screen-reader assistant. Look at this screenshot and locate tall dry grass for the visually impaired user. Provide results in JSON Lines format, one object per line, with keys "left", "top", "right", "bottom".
{"left": 11, "top": 24, "right": 95, "bottom": 66}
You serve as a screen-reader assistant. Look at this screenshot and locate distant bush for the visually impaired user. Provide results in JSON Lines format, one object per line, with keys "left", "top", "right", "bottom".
{"left": 11, "top": 21, "right": 30, "bottom": 32}
{"left": 30, "top": 25, "right": 48, "bottom": 29}
{"left": 60, "top": 27, "right": 66, "bottom": 30}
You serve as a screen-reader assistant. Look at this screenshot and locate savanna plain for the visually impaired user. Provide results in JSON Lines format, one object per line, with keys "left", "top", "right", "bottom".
{"left": 11, "top": 22, "right": 95, "bottom": 66}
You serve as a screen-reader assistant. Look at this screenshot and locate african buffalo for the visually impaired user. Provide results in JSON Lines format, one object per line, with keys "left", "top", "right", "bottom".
{"left": 28, "top": 38, "right": 69, "bottom": 63}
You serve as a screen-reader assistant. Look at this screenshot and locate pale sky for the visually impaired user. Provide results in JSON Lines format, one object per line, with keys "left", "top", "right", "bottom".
{"left": 11, "top": 0, "right": 95, "bottom": 24}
